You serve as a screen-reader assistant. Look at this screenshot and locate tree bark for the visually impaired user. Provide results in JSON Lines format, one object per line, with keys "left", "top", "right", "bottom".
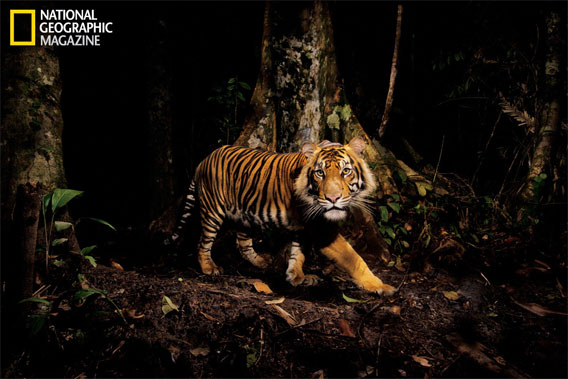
{"left": 236, "top": 0, "right": 441, "bottom": 200}
{"left": 1, "top": 46, "right": 78, "bottom": 292}
{"left": 378, "top": 4, "right": 403, "bottom": 139}
{"left": 14, "top": 183, "right": 43, "bottom": 301}
{"left": 1, "top": 47, "right": 66, "bottom": 220}
{"left": 520, "top": 11, "right": 562, "bottom": 202}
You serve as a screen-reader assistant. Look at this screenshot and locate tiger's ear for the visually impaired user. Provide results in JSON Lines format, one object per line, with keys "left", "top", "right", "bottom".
{"left": 347, "top": 137, "right": 366, "bottom": 156}
{"left": 301, "top": 142, "right": 317, "bottom": 160}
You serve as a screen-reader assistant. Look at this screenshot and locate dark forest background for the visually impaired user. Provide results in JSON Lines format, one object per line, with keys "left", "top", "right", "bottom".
{"left": 2, "top": 1, "right": 561, "bottom": 228}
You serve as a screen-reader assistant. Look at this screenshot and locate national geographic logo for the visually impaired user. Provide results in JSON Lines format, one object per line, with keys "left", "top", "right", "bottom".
{"left": 10, "top": 10, "right": 36, "bottom": 46}
{"left": 9, "top": 9, "right": 113, "bottom": 47}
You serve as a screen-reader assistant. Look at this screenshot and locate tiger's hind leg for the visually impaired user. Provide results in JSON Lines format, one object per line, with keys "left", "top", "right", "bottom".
{"left": 286, "top": 242, "right": 321, "bottom": 286}
{"left": 197, "top": 211, "right": 224, "bottom": 275}
{"left": 236, "top": 231, "right": 270, "bottom": 268}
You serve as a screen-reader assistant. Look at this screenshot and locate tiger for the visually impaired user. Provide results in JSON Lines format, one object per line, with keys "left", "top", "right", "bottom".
{"left": 166, "top": 137, "right": 396, "bottom": 296}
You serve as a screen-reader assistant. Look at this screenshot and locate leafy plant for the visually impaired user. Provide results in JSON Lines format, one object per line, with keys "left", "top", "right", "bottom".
{"left": 18, "top": 297, "right": 51, "bottom": 336}
{"left": 207, "top": 76, "right": 251, "bottom": 145}
{"left": 40, "top": 188, "right": 115, "bottom": 271}
{"left": 74, "top": 274, "right": 126, "bottom": 324}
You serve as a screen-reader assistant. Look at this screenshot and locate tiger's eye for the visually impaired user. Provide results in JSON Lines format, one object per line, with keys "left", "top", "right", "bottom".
{"left": 342, "top": 167, "right": 352, "bottom": 176}
{"left": 314, "top": 169, "right": 325, "bottom": 178}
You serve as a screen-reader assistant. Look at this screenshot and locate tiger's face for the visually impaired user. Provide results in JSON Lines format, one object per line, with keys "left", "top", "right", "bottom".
{"left": 294, "top": 137, "right": 376, "bottom": 221}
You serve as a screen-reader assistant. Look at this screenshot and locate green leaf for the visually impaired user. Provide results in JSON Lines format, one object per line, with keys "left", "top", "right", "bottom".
{"left": 387, "top": 202, "right": 401, "bottom": 213}
{"left": 19, "top": 297, "right": 51, "bottom": 306}
{"left": 326, "top": 113, "right": 340, "bottom": 130}
{"left": 236, "top": 92, "right": 246, "bottom": 102}
{"left": 342, "top": 293, "right": 369, "bottom": 303}
{"left": 51, "top": 189, "right": 83, "bottom": 213}
{"left": 339, "top": 105, "right": 352, "bottom": 121}
{"left": 239, "top": 81, "right": 251, "bottom": 90}
{"left": 378, "top": 206, "right": 389, "bottom": 222}
{"left": 84, "top": 255, "right": 97, "bottom": 268}
{"left": 54, "top": 221, "right": 73, "bottom": 232}
{"left": 74, "top": 288, "right": 105, "bottom": 303}
{"left": 80, "top": 245, "right": 97, "bottom": 256}
{"left": 415, "top": 182, "right": 432, "bottom": 197}
{"left": 162, "top": 295, "right": 180, "bottom": 315}
{"left": 53, "top": 259, "right": 66, "bottom": 267}
{"left": 27, "top": 313, "right": 49, "bottom": 335}
{"left": 82, "top": 217, "right": 116, "bottom": 231}
{"left": 388, "top": 193, "right": 401, "bottom": 202}
{"left": 51, "top": 238, "right": 68, "bottom": 246}
{"left": 384, "top": 227, "right": 396, "bottom": 239}
{"left": 42, "top": 193, "right": 52, "bottom": 217}
{"left": 227, "top": 77, "right": 236, "bottom": 84}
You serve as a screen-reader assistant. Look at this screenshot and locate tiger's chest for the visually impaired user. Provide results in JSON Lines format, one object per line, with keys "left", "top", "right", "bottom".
{"left": 224, "top": 201, "right": 304, "bottom": 232}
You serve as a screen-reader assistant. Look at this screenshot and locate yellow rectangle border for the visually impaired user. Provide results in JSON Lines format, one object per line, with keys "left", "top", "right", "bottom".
{"left": 10, "top": 10, "right": 36, "bottom": 46}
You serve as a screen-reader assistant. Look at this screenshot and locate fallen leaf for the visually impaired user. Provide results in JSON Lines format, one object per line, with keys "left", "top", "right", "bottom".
{"left": 411, "top": 355, "right": 431, "bottom": 367}
{"left": 272, "top": 304, "right": 297, "bottom": 326}
{"left": 265, "top": 297, "right": 285, "bottom": 305}
{"left": 123, "top": 308, "right": 145, "bottom": 319}
{"left": 443, "top": 291, "right": 460, "bottom": 301}
{"left": 110, "top": 260, "right": 124, "bottom": 271}
{"left": 342, "top": 293, "right": 369, "bottom": 303}
{"left": 389, "top": 305, "right": 401, "bottom": 315}
{"left": 534, "top": 259, "right": 551, "bottom": 270}
{"left": 512, "top": 298, "right": 568, "bottom": 317}
{"left": 337, "top": 319, "right": 356, "bottom": 337}
{"left": 190, "top": 346, "right": 210, "bottom": 356}
{"left": 162, "top": 295, "right": 179, "bottom": 315}
{"left": 252, "top": 280, "right": 273, "bottom": 295}
{"left": 200, "top": 311, "right": 220, "bottom": 322}
{"left": 395, "top": 256, "right": 406, "bottom": 272}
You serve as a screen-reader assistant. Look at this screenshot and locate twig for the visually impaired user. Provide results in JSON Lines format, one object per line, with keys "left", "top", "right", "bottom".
{"left": 274, "top": 316, "right": 323, "bottom": 337}
{"left": 254, "top": 327, "right": 264, "bottom": 366}
{"left": 378, "top": 4, "right": 403, "bottom": 139}
{"left": 357, "top": 302, "right": 383, "bottom": 349}
{"left": 432, "top": 135, "right": 445, "bottom": 185}
{"left": 375, "top": 334, "right": 383, "bottom": 377}
{"left": 471, "top": 113, "right": 502, "bottom": 186}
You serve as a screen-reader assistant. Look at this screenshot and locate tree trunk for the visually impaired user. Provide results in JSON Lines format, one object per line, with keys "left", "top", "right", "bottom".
{"left": 235, "top": 0, "right": 441, "bottom": 199}
{"left": 144, "top": 14, "right": 177, "bottom": 220}
{"left": 14, "top": 183, "right": 43, "bottom": 301}
{"left": 1, "top": 46, "right": 77, "bottom": 297}
{"left": 520, "top": 11, "right": 562, "bottom": 203}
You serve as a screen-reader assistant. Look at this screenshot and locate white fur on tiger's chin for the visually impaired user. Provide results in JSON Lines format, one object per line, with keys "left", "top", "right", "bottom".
{"left": 323, "top": 208, "right": 348, "bottom": 221}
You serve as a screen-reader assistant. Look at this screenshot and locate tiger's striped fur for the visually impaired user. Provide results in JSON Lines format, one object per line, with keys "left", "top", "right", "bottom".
{"left": 167, "top": 137, "right": 395, "bottom": 295}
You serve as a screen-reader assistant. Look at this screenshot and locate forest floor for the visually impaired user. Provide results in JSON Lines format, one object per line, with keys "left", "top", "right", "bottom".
{"left": 2, "top": 220, "right": 567, "bottom": 378}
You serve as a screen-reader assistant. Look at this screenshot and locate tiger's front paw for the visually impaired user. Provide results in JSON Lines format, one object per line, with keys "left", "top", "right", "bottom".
{"left": 375, "top": 283, "right": 396, "bottom": 296}
{"left": 302, "top": 274, "right": 322, "bottom": 286}
{"left": 199, "top": 258, "right": 223, "bottom": 276}
{"left": 253, "top": 254, "right": 272, "bottom": 269}
{"left": 358, "top": 273, "right": 397, "bottom": 297}
{"left": 286, "top": 268, "right": 304, "bottom": 287}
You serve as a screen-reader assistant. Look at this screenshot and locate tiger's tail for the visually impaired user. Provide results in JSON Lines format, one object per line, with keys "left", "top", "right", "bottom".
{"left": 164, "top": 179, "right": 197, "bottom": 246}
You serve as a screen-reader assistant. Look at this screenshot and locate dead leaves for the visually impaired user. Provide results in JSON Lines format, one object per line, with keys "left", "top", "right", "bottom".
{"left": 271, "top": 304, "right": 297, "bottom": 326}
{"left": 411, "top": 355, "right": 432, "bottom": 367}
{"left": 240, "top": 279, "right": 274, "bottom": 295}
{"left": 265, "top": 297, "right": 285, "bottom": 305}
{"left": 337, "top": 319, "right": 356, "bottom": 338}
{"left": 442, "top": 290, "right": 460, "bottom": 301}
{"left": 162, "top": 295, "right": 179, "bottom": 315}
{"left": 512, "top": 298, "right": 568, "bottom": 317}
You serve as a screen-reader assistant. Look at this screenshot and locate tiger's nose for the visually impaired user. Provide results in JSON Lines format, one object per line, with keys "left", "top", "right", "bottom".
{"left": 325, "top": 194, "right": 341, "bottom": 203}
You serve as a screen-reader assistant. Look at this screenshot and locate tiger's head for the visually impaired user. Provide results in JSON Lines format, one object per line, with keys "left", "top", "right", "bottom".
{"left": 294, "top": 137, "right": 377, "bottom": 222}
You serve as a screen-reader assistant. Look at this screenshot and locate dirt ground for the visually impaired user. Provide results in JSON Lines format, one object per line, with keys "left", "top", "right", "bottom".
{"left": 2, "top": 222, "right": 567, "bottom": 378}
